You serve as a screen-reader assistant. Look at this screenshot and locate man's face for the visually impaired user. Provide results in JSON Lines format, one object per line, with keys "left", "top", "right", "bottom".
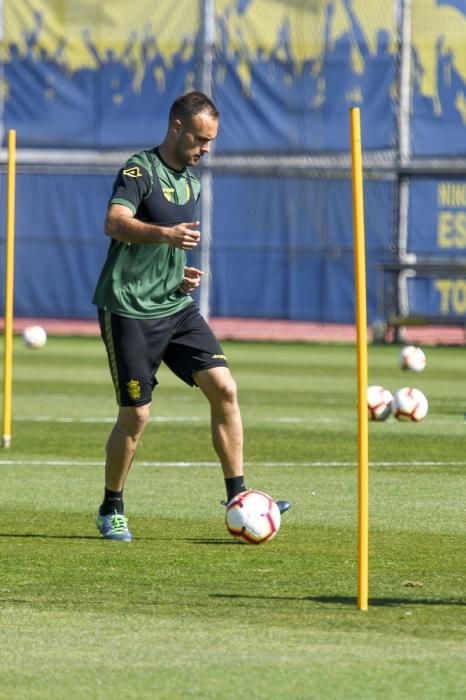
{"left": 172, "top": 111, "right": 218, "bottom": 167}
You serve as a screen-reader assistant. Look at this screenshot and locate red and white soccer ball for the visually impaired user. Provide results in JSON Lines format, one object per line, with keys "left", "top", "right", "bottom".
{"left": 399, "top": 345, "right": 426, "bottom": 372}
{"left": 393, "top": 387, "right": 428, "bottom": 422}
{"left": 225, "top": 490, "right": 281, "bottom": 544}
{"left": 367, "top": 385, "right": 393, "bottom": 421}
{"left": 22, "top": 325, "right": 47, "bottom": 349}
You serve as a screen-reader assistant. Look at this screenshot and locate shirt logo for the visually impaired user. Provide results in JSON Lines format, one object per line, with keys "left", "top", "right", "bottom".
{"left": 123, "top": 167, "right": 142, "bottom": 178}
{"left": 162, "top": 187, "right": 176, "bottom": 202}
{"left": 127, "top": 379, "right": 142, "bottom": 400}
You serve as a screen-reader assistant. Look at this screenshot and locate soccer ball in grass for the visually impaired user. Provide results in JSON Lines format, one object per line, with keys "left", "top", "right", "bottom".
{"left": 225, "top": 490, "right": 281, "bottom": 544}
{"left": 367, "top": 385, "right": 393, "bottom": 421}
{"left": 393, "top": 387, "right": 428, "bottom": 422}
{"left": 399, "top": 345, "right": 426, "bottom": 372}
{"left": 22, "top": 325, "right": 47, "bottom": 349}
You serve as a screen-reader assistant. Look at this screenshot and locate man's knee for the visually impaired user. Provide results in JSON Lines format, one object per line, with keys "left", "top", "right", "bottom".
{"left": 219, "top": 374, "right": 238, "bottom": 404}
{"left": 210, "top": 371, "right": 239, "bottom": 408}
{"left": 196, "top": 367, "right": 239, "bottom": 406}
{"left": 117, "top": 404, "right": 151, "bottom": 436}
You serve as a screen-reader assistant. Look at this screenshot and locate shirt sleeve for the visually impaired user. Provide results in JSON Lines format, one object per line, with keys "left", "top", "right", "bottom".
{"left": 109, "top": 163, "right": 151, "bottom": 215}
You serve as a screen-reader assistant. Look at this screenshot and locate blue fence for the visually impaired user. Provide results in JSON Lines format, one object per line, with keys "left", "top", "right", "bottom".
{"left": 0, "top": 172, "right": 395, "bottom": 323}
{"left": 1, "top": 1, "right": 466, "bottom": 324}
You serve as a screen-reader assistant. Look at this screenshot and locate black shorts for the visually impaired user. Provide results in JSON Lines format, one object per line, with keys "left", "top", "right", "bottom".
{"left": 98, "top": 304, "right": 229, "bottom": 406}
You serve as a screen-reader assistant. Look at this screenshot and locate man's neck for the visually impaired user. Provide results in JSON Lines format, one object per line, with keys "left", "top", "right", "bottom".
{"left": 157, "top": 144, "right": 184, "bottom": 172}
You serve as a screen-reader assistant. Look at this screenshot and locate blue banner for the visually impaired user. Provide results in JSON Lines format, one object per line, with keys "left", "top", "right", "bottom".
{"left": 213, "top": 0, "right": 396, "bottom": 152}
{"left": 2, "top": 2, "right": 466, "bottom": 154}
{"left": 2, "top": 1, "right": 397, "bottom": 152}
{"left": 3, "top": 1, "right": 200, "bottom": 148}
{"left": 411, "top": 2, "right": 466, "bottom": 156}
{"left": 408, "top": 178, "right": 466, "bottom": 255}
{"left": 3, "top": 2, "right": 466, "bottom": 326}
{"left": 406, "top": 277, "right": 466, "bottom": 319}
{"left": 402, "top": 178, "right": 466, "bottom": 320}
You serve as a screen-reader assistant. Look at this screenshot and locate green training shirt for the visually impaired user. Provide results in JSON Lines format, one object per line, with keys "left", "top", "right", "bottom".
{"left": 92, "top": 149, "right": 201, "bottom": 319}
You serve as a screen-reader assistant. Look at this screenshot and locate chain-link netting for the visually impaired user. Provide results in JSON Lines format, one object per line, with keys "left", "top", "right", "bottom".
{"left": 1, "top": 1, "right": 466, "bottom": 331}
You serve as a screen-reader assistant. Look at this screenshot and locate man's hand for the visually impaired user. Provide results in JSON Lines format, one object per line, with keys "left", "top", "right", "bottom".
{"left": 167, "top": 222, "right": 201, "bottom": 250}
{"left": 179, "top": 267, "right": 204, "bottom": 294}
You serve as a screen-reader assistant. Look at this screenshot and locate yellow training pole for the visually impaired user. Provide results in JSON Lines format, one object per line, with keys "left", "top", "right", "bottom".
{"left": 2, "top": 129, "right": 17, "bottom": 448}
{"left": 350, "top": 108, "right": 369, "bottom": 611}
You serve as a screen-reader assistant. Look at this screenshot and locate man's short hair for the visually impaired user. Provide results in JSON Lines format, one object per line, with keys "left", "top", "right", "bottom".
{"left": 169, "top": 91, "right": 219, "bottom": 123}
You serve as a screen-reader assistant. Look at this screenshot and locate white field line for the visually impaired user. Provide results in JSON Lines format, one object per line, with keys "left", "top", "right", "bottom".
{"left": 0, "top": 459, "right": 465, "bottom": 468}
{"left": 12, "top": 415, "right": 464, "bottom": 426}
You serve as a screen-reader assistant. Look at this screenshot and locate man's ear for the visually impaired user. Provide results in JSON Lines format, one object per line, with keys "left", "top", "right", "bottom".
{"left": 172, "top": 118, "right": 182, "bottom": 134}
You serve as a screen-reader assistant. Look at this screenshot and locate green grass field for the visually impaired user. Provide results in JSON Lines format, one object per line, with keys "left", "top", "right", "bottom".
{"left": 0, "top": 336, "right": 465, "bottom": 699}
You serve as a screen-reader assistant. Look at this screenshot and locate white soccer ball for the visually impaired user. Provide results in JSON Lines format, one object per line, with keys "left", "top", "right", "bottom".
{"left": 22, "top": 325, "right": 47, "bottom": 349}
{"left": 393, "top": 387, "right": 428, "bottom": 422}
{"left": 225, "top": 489, "right": 281, "bottom": 544}
{"left": 367, "top": 385, "right": 393, "bottom": 421}
{"left": 399, "top": 345, "right": 426, "bottom": 372}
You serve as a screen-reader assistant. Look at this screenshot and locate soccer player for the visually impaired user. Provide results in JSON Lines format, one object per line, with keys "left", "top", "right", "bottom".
{"left": 92, "top": 91, "right": 291, "bottom": 540}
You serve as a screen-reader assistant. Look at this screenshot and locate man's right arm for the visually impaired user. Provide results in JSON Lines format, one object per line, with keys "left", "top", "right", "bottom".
{"left": 105, "top": 204, "right": 201, "bottom": 251}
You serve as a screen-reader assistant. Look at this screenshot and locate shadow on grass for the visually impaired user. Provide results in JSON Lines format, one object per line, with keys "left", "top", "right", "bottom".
{"left": 0, "top": 532, "right": 205, "bottom": 542}
{"left": 210, "top": 593, "right": 466, "bottom": 607}
{"left": 0, "top": 533, "right": 102, "bottom": 540}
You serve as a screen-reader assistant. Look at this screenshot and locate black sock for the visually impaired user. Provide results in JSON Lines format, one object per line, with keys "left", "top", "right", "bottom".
{"left": 100, "top": 488, "right": 124, "bottom": 516}
{"left": 225, "top": 476, "right": 246, "bottom": 502}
